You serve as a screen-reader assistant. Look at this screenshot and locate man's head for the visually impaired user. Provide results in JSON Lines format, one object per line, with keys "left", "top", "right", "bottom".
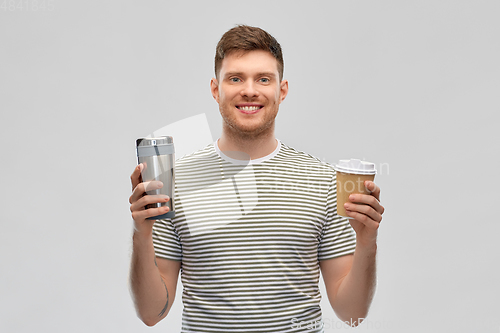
{"left": 214, "top": 25, "right": 284, "bottom": 82}
{"left": 210, "top": 26, "right": 288, "bottom": 143}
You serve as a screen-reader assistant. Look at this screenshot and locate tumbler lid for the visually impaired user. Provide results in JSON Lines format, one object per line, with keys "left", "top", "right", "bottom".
{"left": 136, "top": 136, "right": 174, "bottom": 157}
{"left": 136, "top": 136, "right": 173, "bottom": 147}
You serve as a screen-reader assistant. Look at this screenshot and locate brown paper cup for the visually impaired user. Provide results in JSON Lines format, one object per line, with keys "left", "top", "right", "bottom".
{"left": 336, "top": 171, "right": 375, "bottom": 218}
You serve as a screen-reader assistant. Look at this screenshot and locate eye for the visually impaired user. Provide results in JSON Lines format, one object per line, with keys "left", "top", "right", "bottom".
{"left": 229, "top": 77, "right": 241, "bottom": 83}
{"left": 259, "top": 78, "right": 270, "bottom": 83}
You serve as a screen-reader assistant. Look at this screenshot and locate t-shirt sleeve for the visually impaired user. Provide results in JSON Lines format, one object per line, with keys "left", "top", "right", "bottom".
{"left": 318, "top": 173, "right": 357, "bottom": 261}
{"left": 152, "top": 218, "right": 183, "bottom": 261}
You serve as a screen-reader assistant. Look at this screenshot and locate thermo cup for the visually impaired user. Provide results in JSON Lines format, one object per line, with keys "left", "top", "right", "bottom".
{"left": 136, "top": 136, "right": 175, "bottom": 220}
{"left": 334, "top": 159, "right": 376, "bottom": 218}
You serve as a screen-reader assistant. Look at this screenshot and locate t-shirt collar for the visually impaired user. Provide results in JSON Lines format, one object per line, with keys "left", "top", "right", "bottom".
{"left": 214, "top": 139, "right": 281, "bottom": 165}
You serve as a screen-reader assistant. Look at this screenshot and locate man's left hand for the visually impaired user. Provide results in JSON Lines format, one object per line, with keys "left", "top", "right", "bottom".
{"left": 344, "top": 181, "right": 384, "bottom": 248}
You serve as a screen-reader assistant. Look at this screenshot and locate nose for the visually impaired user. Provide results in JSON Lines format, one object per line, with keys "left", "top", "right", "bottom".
{"left": 240, "top": 81, "right": 259, "bottom": 98}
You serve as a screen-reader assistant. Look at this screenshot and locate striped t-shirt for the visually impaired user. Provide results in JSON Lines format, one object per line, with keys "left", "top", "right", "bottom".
{"left": 152, "top": 140, "right": 356, "bottom": 332}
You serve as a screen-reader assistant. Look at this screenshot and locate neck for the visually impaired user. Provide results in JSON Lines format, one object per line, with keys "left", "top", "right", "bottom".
{"left": 218, "top": 128, "right": 278, "bottom": 160}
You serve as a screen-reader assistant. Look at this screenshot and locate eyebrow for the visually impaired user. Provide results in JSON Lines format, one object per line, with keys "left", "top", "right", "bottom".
{"left": 224, "top": 72, "right": 277, "bottom": 79}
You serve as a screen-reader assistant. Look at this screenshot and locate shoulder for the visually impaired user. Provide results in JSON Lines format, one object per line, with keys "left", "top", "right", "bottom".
{"left": 273, "top": 142, "right": 336, "bottom": 174}
{"left": 175, "top": 143, "right": 219, "bottom": 166}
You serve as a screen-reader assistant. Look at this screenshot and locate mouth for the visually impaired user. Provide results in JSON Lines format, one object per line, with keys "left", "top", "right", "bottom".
{"left": 236, "top": 105, "right": 263, "bottom": 114}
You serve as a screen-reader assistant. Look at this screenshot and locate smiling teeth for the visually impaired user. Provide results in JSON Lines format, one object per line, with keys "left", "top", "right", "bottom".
{"left": 239, "top": 106, "right": 260, "bottom": 111}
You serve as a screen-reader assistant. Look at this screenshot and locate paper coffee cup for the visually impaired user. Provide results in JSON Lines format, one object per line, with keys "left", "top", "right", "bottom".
{"left": 334, "top": 159, "right": 376, "bottom": 218}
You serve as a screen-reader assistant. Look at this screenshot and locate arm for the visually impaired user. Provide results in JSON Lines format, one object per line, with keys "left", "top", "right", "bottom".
{"left": 128, "top": 163, "right": 181, "bottom": 326}
{"left": 320, "top": 249, "right": 376, "bottom": 326}
{"left": 320, "top": 181, "right": 383, "bottom": 326}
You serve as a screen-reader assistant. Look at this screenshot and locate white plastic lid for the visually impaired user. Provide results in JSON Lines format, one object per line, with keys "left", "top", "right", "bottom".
{"left": 334, "top": 159, "right": 377, "bottom": 175}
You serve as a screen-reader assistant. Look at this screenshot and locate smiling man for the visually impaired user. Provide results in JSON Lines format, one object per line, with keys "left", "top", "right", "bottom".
{"left": 129, "top": 25, "right": 384, "bottom": 332}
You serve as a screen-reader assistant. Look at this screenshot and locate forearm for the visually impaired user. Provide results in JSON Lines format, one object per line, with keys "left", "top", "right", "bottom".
{"left": 129, "top": 231, "right": 170, "bottom": 326}
{"left": 332, "top": 244, "right": 377, "bottom": 325}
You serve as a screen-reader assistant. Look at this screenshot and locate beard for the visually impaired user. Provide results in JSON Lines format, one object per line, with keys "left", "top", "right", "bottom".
{"left": 219, "top": 104, "right": 278, "bottom": 140}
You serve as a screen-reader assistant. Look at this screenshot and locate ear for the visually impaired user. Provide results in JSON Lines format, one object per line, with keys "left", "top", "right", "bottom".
{"left": 279, "top": 79, "right": 289, "bottom": 104}
{"left": 210, "top": 78, "right": 220, "bottom": 103}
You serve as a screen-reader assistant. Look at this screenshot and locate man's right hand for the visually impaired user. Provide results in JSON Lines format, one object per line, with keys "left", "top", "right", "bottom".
{"left": 129, "top": 163, "right": 171, "bottom": 234}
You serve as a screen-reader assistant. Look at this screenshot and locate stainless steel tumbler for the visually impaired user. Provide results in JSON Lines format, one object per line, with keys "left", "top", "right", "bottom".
{"left": 136, "top": 136, "right": 175, "bottom": 220}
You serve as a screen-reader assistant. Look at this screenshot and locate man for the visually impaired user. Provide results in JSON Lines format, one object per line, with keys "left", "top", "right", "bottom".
{"left": 129, "top": 25, "right": 384, "bottom": 332}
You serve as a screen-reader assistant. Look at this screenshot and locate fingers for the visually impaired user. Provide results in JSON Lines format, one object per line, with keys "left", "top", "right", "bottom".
{"left": 131, "top": 199, "right": 171, "bottom": 222}
{"left": 348, "top": 193, "right": 384, "bottom": 215}
{"left": 344, "top": 201, "right": 383, "bottom": 225}
{"left": 345, "top": 182, "right": 384, "bottom": 224}
{"left": 130, "top": 194, "right": 170, "bottom": 213}
{"left": 364, "top": 181, "right": 381, "bottom": 201}
{"left": 130, "top": 164, "right": 144, "bottom": 191}
{"left": 129, "top": 180, "right": 164, "bottom": 204}
{"left": 129, "top": 163, "right": 170, "bottom": 232}
{"left": 129, "top": 164, "right": 168, "bottom": 223}
{"left": 129, "top": 193, "right": 170, "bottom": 230}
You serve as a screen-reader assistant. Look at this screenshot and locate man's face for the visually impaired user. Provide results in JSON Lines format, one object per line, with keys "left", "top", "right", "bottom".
{"left": 211, "top": 50, "right": 288, "bottom": 139}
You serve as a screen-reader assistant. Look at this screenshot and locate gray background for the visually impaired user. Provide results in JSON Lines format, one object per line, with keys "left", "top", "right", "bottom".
{"left": 1, "top": 0, "right": 499, "bottom": 332}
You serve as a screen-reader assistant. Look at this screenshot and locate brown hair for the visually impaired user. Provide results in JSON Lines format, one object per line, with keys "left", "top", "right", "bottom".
{"left": 214, "top": 25, "right": 284, "bottom": 81}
